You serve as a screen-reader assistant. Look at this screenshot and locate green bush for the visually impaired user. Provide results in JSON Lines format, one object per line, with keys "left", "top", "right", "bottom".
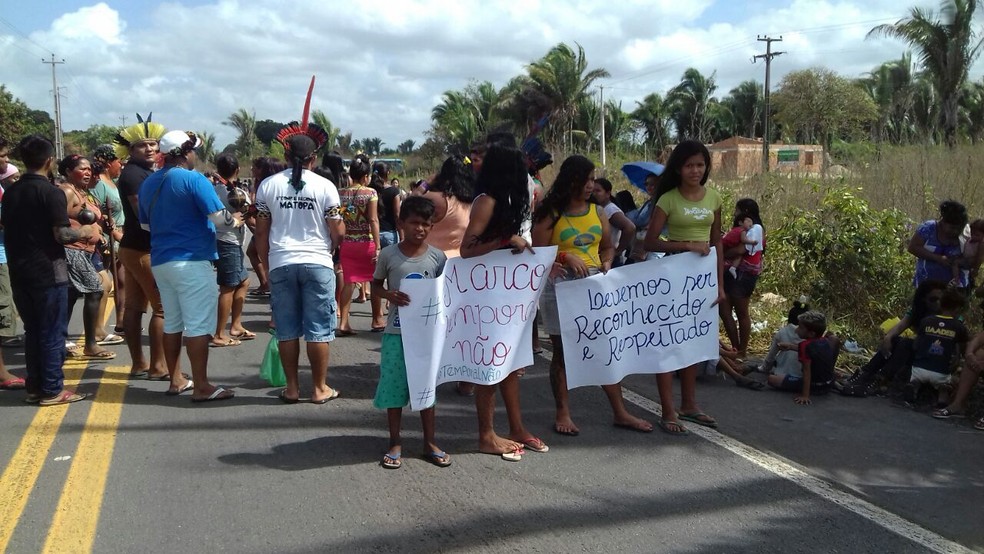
{"left": 760, "top": 183, "right": 914, "bottom": 341}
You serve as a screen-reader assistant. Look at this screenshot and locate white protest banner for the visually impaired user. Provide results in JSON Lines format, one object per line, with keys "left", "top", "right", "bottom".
{"left": 399, "top": 246, "right": 557, "bottom": 411}
{"left": 555, "top": 250, "right": 719, "bottom": 389}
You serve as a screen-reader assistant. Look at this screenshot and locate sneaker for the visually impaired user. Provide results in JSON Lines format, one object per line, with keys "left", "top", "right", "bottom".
{"left": 39, "top": 390, "right": 87, "bottom": 406}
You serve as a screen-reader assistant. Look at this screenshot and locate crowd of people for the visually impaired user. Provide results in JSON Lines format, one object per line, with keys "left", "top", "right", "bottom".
{"left": 0, "top": 117, "right": 982, "bottom": 469}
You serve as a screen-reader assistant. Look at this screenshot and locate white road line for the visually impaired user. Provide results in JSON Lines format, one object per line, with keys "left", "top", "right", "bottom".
{"left": 618, "top": 387, "right": 974, "bottom": 554}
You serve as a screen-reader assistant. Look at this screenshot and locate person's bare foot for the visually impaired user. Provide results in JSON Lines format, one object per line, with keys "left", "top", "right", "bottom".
{"left": 553, "top": 417, "right": 580, "bottom": 436}
{"left": 613, "top": 414, "right": 653, "bottom": 432}
{"left": 478, "top": 433, "right": 523, "bottom": 455}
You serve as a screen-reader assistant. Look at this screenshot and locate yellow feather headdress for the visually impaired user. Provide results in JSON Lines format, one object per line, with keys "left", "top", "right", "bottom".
{"left": 113, "top": 113, "right": 166, "bottom": 159}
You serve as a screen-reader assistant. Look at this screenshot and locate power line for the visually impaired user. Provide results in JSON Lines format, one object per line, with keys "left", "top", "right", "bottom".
{"left": 0, "top": 15, "right": 53, "bottom": 56}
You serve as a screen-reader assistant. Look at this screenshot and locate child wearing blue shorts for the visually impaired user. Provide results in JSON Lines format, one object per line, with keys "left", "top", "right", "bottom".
{"left": 371, "top": 196, "right": 450, "bottom": 469}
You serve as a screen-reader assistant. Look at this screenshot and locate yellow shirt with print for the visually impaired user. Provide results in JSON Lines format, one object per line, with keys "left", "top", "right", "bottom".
{"left": 551, "top": 205, "right": 604, "bottom": 268}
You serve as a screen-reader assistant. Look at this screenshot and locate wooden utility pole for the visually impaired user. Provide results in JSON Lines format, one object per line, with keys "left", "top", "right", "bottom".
{"left": 599, "top": 85, "right": 606, "bottom": 170}
{"left": 753, "top": 36, "right": 784, "bottom": 174}
{"left": 42, "top": 54, "right": 66, "bottom": 160}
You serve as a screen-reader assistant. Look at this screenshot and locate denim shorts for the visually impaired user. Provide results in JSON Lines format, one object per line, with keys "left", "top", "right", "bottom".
{"left": 151, "top": 260, "right": 219, "bottom": 337}
{"left": 215, "top": 241, "right": 248, "bottom": 287}
{"left": 269, "top": 263, "right": 337, "bottom": 342}
{"left": 379, "top": 229, "right": 399, "bottom": 249}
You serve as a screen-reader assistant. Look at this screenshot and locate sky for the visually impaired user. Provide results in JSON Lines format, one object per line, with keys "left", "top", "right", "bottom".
{"left": 1, "top": 0, "right": 981, "bottom": 151}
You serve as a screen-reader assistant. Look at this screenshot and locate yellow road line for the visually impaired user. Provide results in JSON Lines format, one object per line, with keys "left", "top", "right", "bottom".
{"left": 0, "top": 360, "right": 88, "bottom": 552}
{"left": 42, "top": 365, "right": 128, "bottom": 554}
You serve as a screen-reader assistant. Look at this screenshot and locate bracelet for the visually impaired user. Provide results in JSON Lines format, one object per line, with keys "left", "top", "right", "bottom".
{"left": 556, "top": 252, "right": 568, "bottom": 264}
{"left": 501, "top": 237, "right": 513, "bottom": 247}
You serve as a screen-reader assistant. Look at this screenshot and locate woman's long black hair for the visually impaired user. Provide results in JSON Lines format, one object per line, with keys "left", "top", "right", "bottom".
{"left": 533, "top": 154, "right": 594, "bottom": 228}
{"left": 429, "top": 154, "right": 474, "bottom": 204}
{"left": 655, "top": 139, "right": 711, "bottom": 201}
{"left": 733, "top": 198, "right": 763, "bottom": 228}
{"left": 473, "top": 144, "right": 529, "bottom": 243}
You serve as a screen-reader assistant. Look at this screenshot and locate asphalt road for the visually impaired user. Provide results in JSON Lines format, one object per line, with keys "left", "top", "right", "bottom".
{"left": 0, "top": 285, "right": 981, "bottom": 553}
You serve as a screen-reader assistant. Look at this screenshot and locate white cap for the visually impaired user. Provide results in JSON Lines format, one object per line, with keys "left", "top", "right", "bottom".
{"left": 159, "top": 130, "right": 202, "bottom": 157}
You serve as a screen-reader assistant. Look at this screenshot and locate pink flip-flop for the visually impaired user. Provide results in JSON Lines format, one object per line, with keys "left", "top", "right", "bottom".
{"left": 0, "top": 377, "right": 26, "bottom": 390}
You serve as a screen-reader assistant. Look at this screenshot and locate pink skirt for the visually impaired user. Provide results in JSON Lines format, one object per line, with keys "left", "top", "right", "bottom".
{"left": 340, "top": 240, "right": 376, "bottom": 283}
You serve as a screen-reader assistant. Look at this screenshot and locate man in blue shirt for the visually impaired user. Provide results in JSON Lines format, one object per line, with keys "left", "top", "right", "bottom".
{"left": 139, "top": 130, "right": 239, "bottom": 402}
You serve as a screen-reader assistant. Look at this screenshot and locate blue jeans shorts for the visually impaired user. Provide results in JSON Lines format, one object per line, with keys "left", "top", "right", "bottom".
{"left": 151, "top": 260, "right": 219, "bottom": 337}
{"left": 215, "top": 241, "right": 248, "bottom": 287}
{"left": 269, "top": 263, "right": 337, "bottom": 342}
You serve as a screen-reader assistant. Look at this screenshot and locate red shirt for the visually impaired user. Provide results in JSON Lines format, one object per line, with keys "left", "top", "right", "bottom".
{"left": 722, "top": 226, "right": 764, "bottom": 275}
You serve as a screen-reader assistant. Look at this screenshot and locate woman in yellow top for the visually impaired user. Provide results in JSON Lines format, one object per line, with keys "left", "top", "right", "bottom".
{"left": 644, "top": 140, "right": 726, "bottom": 435}
{"left": 533, "top": 155, "right": 653, "bottom": 437}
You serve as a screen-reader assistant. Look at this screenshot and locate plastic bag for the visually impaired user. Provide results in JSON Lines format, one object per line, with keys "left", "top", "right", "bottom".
{"left": 259, "top": 330, "right": 286, "bottom": 387}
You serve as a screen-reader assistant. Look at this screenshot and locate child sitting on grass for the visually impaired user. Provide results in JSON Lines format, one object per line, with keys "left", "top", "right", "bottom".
{"left": 371, "top": 196, "right": 451, "bottom": 469}
{"left": 904, "top": 288, "right": 968, "bottom": 409}
{"left": 767, "top": 310, "right": 839, "bottom": 405}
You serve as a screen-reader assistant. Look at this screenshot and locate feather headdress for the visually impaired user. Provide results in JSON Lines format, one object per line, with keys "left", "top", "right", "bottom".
{"left": 276, "top": 76, "right": 329, "bottom": 152}
{"left": 113, "top": 113, "right": 166, "bottom": 160}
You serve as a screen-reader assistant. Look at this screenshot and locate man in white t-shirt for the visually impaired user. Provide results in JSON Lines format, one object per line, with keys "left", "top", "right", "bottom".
{"left": 254, "top": 132, "right": 345, "bottom": 404}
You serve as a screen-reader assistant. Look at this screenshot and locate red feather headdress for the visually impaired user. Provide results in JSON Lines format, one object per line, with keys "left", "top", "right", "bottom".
{"left": 276, "top": 76, "right": 329, "bottom": 151}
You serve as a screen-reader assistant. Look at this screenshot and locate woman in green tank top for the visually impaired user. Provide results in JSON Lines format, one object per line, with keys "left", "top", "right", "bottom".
{"left": 533, "top": 155, "right": 653, "bottom": 437}
{"left": 643, "top": 140, "right": 725, "bottom": 435}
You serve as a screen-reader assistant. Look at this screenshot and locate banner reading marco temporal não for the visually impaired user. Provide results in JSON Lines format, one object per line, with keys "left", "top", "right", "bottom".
{"left": 399, "top": 247, "right": 557, "bottom": 411}
{"left": 555, "top": 250, "right": 720, "bottom": 389}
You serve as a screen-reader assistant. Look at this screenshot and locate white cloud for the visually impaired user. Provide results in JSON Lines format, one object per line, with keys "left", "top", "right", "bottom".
{"left": 1, "top": 0, "right": 979, "bottom": 152}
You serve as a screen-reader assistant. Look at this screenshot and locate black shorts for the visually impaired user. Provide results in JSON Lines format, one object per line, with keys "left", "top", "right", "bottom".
{"left": 724, "top": 270, "right": 759, "bottom": 299}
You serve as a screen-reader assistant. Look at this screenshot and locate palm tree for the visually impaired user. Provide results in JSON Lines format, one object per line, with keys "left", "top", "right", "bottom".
{"left": 603, "top": 100, "right": 633, "bottom": 157}
{"left": 631, "top": 93, "right": 673, "bottom": 154}
{"left": 514, "top": 42, "right": 610, "bottom": 150}
{"left": 960, "top": 79, "right": 984, "bottom": 142}
{"left": 364, "top": 137, "right": 384, "bottom": 156}
{"left": 860, "top": 53, "right": 918, "bottom": 143}
{"left": 431, "top": 90, "right": 484, "bottom": 148}
{"left": 397, "top": 140, "right": 415, "bottom": 155}
{"left": 336, "top": 132, "right": 352, "bottom": 154}
{"left": 223, "top": 108, "right": 260, "bottom": 160}
{"left": 311, "top": 110, "right": 340, "bottom": 152}
{"left": 196, "top": 131, "right": 216, "bottom": 167}
{"left": 668, "top": 68, "right": 719, "bottom": 142}
{"left": 869, "top": 0, "right": 984, "bottom": 146}
{"left": 724, "top": 80, "right": 763, "bottom": 138}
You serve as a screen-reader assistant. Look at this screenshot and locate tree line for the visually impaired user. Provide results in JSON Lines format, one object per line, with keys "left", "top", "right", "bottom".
{"left": 1, "top": 0, "right": 980, "bottom": 166}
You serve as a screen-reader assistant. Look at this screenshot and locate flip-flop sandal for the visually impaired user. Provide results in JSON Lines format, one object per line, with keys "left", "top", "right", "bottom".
{"left": 370, "top": 326, "right": 386, "bottom": 333}
{"left": 678, "top": 412, "right": 718, "bottom": 428}
{"left": 499, "top": 448, "right": 524, "bottom": 462}
{"left": 975, "top": 417, "right": 984, "bottom": 431}
{"left": 0, "top": 377, "right": 26, "bottom": 390}
{"left": 148, "top": 372, "right": 186, "bottom": 381}
{"left": 165, "top": 380, "right": 194, "bottom": 396}
{"left": 552, "top": 424, "right": 580, "bottom": 437}
{"left": 381, "top": 452, "right": 402, "bottom": 469}
{"left": 39, "top": 390, "right": 87, "bottom": 406}
{"left": 230, "top": 331, "right": 256, "bottom": 341}
{"left": 96, "top": 334, "right": 125, "bottom": 346}
{"left": 657, "top": 419, "right": 690, "bottom": 436}
{"left": 209, "top": 338, "right": 242, "bottom": 348}
{"left": 931, "top": 407, "right": 966, "bottom": 419}
{"left": 311, "top": 388, "right": 340, "bottom": 404}
{"left": 75, "top": 350, "right": 117, "bottom": 361}
{"left": 614, "top": 421, "right": 654, "bottom": 433}
{"left": 279, "top": 389, "right": 299, "bottom": 404}
{"left": 191, "top": 387, "right": 235, "bottom": 403}
{"left": 336, "top": 329, "right": 357, "bottom": 337}
{"left": 422, "top": 450, "right": 452, "bottom": 467}
{"left": 519, "top": 437, "right": 549, "bottom": 453}
{"left": 128, "top": 371, "right": 149, "bottom": 380}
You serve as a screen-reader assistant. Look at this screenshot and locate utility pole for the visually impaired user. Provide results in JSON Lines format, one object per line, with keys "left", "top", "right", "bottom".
{"left": 42, "top": 54, "right": 66, "bottom": 160}
{"left": 119, "top": 114, "right": 127, "bottom": 127}
{"left": 753, "top": 36, "right": 784, "bottom": 174}
{"left": 599, "top": 85, "right": 606, "bottom": 170}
